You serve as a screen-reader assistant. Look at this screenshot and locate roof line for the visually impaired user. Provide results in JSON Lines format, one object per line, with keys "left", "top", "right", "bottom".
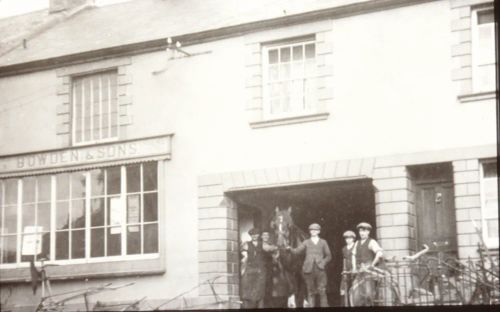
{"left": 0, "top": 3, "right": 94, "bottom": 58}
{"left": 0, "top": 0, "right": 437, "bottom": 77}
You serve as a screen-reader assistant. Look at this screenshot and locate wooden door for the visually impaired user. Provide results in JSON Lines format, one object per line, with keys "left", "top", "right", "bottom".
{"left": 416, "top": 182, "right": 457, "bottom": 256}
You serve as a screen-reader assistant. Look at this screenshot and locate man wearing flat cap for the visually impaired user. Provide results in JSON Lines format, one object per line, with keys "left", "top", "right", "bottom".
{"left": 286, "top": 223, "right": 332, "bottom": 307}
{"left": 340, "top": 230, "right": 356, "bottom": 306}
{"left": 240, "top": 227, "right": 277, "bottom": 308}
{"left": 350, "top": 222, "right": 384, "bottom": 306}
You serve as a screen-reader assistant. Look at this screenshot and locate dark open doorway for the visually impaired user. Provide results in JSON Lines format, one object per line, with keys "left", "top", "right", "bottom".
{"left": 227, "top": 178, "right": 376, "bottom": 307}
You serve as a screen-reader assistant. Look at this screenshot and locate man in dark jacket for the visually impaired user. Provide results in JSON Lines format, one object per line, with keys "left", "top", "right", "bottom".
{"left": 240, "top": 228, "right": 277, "bottom": 308}
{"left": 286, "top": 223, "right": 332, "bottom": 307}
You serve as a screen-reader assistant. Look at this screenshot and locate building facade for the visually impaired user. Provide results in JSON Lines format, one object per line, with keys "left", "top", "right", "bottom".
{"left": 0, "top": 0, "right": 497, "bottom": 309}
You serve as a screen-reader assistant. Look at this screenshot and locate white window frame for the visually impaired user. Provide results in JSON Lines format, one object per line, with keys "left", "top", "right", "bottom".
{"left": 262, "top": 36, "right": 317, "bottom": 120}
{"left": 0, "top": 163, "right": 160, "bottom": 269}
{"left": 479, "top": 159, "right": 498, "bottom": 249}
{"left": 71, "top": 71, "right": 120, "bottom": 146}
{"left": 471, "top": 6, "right": 496, "bottom": 93}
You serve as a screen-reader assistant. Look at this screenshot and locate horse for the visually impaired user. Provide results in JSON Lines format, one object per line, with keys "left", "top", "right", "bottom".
{"left": 269, "top": 206, "right": 309, "bottom": 308}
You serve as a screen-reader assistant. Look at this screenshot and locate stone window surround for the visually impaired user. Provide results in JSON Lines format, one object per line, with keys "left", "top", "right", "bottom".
{"left": 55, "top": 57, "right": 133, "bottom": 147}
{"left": 244, "top": 20, "right": 334, "bottom": 128}
{"left": 450, "top": 0, "right": 495, "bottom": 103}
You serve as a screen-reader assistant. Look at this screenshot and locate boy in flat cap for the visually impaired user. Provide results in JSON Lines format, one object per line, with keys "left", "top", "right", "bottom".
{"left": 340, "top": 230, "right": 356, "bottom": 306}
{"left": 350, "top": 222, "right": 384, "bottom": 306}
{"left": 241, "top": 227, "right": 277, "bottom": 308}
{"left": 286, "top": 223, "right": 332, "bottom": 307}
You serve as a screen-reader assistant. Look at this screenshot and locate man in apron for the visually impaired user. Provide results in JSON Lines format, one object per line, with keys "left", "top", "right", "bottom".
{"left": 240, "top": 228, "right": 277, "bottom": 308}
{"left": 350, "top": 222, "right": 384, "bottom": 306}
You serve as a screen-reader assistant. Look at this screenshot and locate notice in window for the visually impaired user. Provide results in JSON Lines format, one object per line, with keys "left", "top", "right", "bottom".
{"left": 127, "top": 195, "right": 140, "bottom": 232}
{"left": 110, "top": 197, "right": 123, "bottom": 234}
{"left": 22, "top": 226, "right": 43, "bottom": 255}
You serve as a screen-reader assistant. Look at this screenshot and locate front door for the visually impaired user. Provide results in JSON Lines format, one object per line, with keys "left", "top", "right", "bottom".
{"left": 416, "top": 182, "right": 457, "bottom": 257}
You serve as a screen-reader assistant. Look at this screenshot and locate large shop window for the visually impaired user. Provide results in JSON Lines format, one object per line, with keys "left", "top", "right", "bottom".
{"left": 480, "top": 160, "right": 498, "bottom": 248}
{"left": 472, "top": 7, "right": 495, "bottom": 93}
{"left": 0, "top": 162, "right": 159, "bottom": 266}
{"left": 262, "top": 36, "right": 317, "bottom": 119}
{"left": 72, "top": 71, "right": 118, "bottom": 145}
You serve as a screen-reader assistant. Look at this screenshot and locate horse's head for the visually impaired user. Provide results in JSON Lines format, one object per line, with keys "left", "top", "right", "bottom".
{"left": 270, "top": 206, "right": 294, "bottom": 248}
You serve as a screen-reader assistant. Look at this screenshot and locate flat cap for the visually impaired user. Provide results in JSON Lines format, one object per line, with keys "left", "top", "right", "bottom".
{"left": 308, "top": 223, "right": 321, "bottom": 231}
{"left": 356, "top": 222, "right": 372, "bottom": 230}
{"left": 248, "top": 228, "right": 261, "bottom": 235}
{"left": 343, "top": 230, "right": 356, "bottom": 238}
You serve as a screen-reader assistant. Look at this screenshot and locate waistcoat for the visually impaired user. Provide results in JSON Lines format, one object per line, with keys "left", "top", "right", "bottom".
{"left": 355, "top": 238, "right": 374, "bottom": 265}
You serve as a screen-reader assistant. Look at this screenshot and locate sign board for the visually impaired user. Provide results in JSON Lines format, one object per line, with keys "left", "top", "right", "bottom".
{"left": 127, "top": 195, "right": 140, "bottom": 232}
{"left": 110, "top": 197, "right": 123, "bottom": 234}
{"left": 22, "top": 226, "right": 43, "bottom": 256}
{"left": 0, "top": 135, "right": 172, "bottom": 176}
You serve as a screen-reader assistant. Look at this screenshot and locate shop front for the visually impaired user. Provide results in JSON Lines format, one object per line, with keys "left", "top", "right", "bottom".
{"left": 0, "top": 134, "right": 172, "bottom": 283}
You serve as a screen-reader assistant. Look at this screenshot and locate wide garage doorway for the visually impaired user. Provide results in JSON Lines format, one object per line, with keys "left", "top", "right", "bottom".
{"left": 227, "top": 178, "right": 376, "bottom": 307}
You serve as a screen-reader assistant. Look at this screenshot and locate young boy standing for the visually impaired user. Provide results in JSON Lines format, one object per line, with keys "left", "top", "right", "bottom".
{"left": 340, "top": 230, "right": 356, "bottom": 306}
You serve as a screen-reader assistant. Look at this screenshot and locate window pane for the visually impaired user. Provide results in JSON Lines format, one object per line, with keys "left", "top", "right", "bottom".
{"left": 127, "top": 226, "right": 141, "bottom": 255}
{"left": 268, "top": 64, "right": 279, "bottom": 81}
{"left": 293, "top": 45, "right": 303, "bottom": 61}
{"left": 106, "top": 167, "right": 121, "bottom": 195}
{"left": 39, "top": 232, "right": 51, "bottom": 260}
{"left": 144, "top": 193, "right": 158, "bottom": 222}
{"left": 127, "top": 195, "right": 140, "bottom": 224}
{"left": 22, "top": 204, "right": 36, "bottom": 229}
{"left": 91, "top": 198, "right": 105, "bottom": 227}
{"left": 56, "top": 231, "right": 69, "bottom": 260}
{"left": 56, "top": 173, "right": 70, "bottom": 200}
{"left": 71, "top": 230, "right": 85, "bottom": 259}
{"left": 5, "top": 179, "right": 18, "bottom": 205}
{"left": 73, "top": 80, "right": 83, "bottom": 143}
{"left": 71, "top": 199, "right": 85, "bottom": 229}
{"left": 107, "top": 197, "right": 123, "bottom": 227}
{"left": 90, "top": 169, "right": 105, "bottom": 197}
{"left": 22, "top": 177, "right": 36, "bottom": 203}
{"left": 91, "top": 228, "right": 105, "bottom": 258}
{"left": 1, "top": 235, "right": 17, "bottom": 263}
{"left": 38, "top": 203, "right": 51, "bottom": 231}
{"left": 37, "top": 176, "right": 51, "bottom": 202}
{"left": 143, "top": 162, "right": 157, "bottom": 191}
{"left": 268, "top": 49, "right": 278, "bottom": 64}
{"left": 486, "top": 219, "right": 498, "bottom": 238}
{"left": 71, "top": 172, "right": 86, "bottom": 199}
{"left": 483, "top": 162, "right": 497, "bottom": 178}
{"left": 305, "top": 43, "right": 315, "bottom": 59}
{"left": 4, "top": 205, "right": 17, "bottom": 233}
{"left": 478, "top": 10, "right": 494, "bottom": 24}
{"left": 144, "top": 224, "right": 158, "bottom": 254}
{"left": 107, "top": 227, "right": 121, "bottom": 256}
{"left": 280, "top": 63, "right": 290, "bottom": 80}
{"left": 126, "top": 165, "right": 140, "bottom": 193}
{"left": 56, "top": 201, "right": 69, "bottom": 230}
{"left": 280, "top": 47, "right": 290, "bottom": 62}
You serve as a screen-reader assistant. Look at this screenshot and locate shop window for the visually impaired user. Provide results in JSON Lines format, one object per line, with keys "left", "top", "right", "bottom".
{"left": 480, "top": 160, "right": 498, "bottom": 248}
{"left": 472, "top": 7, "right": 495, "bottom": 93}
{"left": 0, "top": 162, "right": 159, "bottom": 267}
{"left": 72, "top": 71, "right": 118, "bottom": 145}
{"left": 262, "top": 36, "right": 317, "bottom": 119}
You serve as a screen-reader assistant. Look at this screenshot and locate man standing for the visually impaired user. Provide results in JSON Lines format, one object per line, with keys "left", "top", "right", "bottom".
{"left": 240, "top": 228, "right": 277, "bottom": 308}
{"left": 340, "top": 230, "right": 356, "bottom": 306}
{"left": 286, "top": 223, "right": 332, "bottom": 307}
{"left": 350, "top": 222, "right": 384, "bottom": 306}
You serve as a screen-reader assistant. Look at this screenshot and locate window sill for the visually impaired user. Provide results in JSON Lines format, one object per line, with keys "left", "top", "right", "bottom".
{"left": 249, "top": 112, "right": 329, "bottom": 129}
{"left": 458, "top": 91, "right": 496, "bottom": 103}
{"left": 0, "top": 256, "right": 164, "bottom": 283}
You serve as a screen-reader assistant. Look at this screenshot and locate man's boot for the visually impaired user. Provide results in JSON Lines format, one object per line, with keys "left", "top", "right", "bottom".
{"left": 307, "top": 294, "right": 316, "bottom": 308}
{"left": 318, "top": 288, "right": 328, "bottom": 307}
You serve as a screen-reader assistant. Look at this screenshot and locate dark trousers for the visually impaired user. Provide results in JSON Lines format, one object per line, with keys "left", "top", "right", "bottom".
{"left": 303, "top": 263, "right": 328, "bottom": 307}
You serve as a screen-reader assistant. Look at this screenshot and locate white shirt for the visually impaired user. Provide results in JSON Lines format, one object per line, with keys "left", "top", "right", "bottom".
{"left": 311, "top": 236, "right": 320, "bottom": 245}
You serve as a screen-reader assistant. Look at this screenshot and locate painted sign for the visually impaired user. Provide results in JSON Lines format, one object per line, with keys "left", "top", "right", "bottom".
{"left": 0, "top": 135, "right": 172, "bottom": 176}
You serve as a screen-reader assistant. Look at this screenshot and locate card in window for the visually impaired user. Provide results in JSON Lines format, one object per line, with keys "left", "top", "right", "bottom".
{"left": 109, "top": 197, "right": 123, "bottom": 233}
{"left": 127, "top": 195, "right": 140, "bottom": 232}
{"left": 22, "top": 226, "right": 43, "bottom": 255}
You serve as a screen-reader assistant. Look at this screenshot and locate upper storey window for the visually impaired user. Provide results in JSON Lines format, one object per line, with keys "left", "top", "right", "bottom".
{"left": 262, "top": 37, "right": 317, "bottom": 119}
{"left": 472, "top": 7, "right": 495, "bottom": 93}
{"left": 72, "top": 71, "right": 118, "bottom": 145}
